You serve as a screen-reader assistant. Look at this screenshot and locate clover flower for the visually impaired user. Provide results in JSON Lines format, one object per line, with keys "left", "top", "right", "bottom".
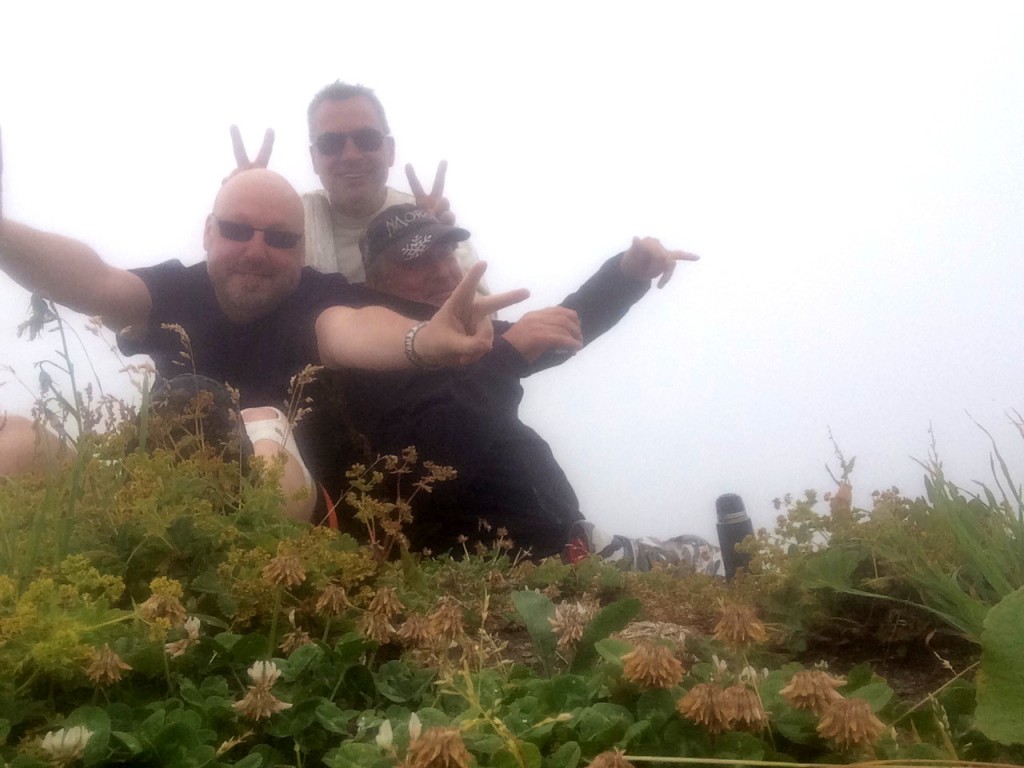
{"left": 816, "top": 697, "right": 886, "bottom": 751}
{"left": 359, "top": 611, "right": 396, "bottom": 644}
{"left": 404, "top": 726, "right": 471, "bottom": 768}
{"left": 139, "top": 581, "right": 187, "bottom": 626}
{"left": 621, "top": 641, "right": 684, "bottom": 689}
{"left": 779, "top": 668, "right": 846, "bottom": 714}
{"left": 376, "top": 719, "right": 394, "bottom": 750}
{"left": 549, "top": 601, "right": 595, "bottom": 652}
{"left": 279, "top": 628, "right": 312, "bottom": 654}
{"left": 396, "top": 613, "right": 433, "bottom": 648}
{"left": 262, "top": 552, "right": 306, "bottom": 587}
{"left": 427, "top": 597, "right": 464, "bottom": 646}
{"left": 84, "top": 643, "right": 131, "bottom": 685}
{"left": 712, "top": 604, "right": 768, "bottom": 647}
{"left": 315, "top": 583, "right": 350, "bottom": 615}
{"left": 165, "top": 616, "right": 202, "bottom": 658}
{"left": 368, "top": 586, "right": 404, "bottom": 618}
{"left": 720, "top": 684, "right": 768, "bottom": 731}
{"left": 233, "top": 661, "right": 292, "bottom": 720}
{"left": 588, "top": 749, "right": 637, "bottom": 768}
{"left": 41, "top": 726, "right": 93, "bottom": 764}
{"left": 676, "top": 682, "right": 731, "bottom": 734}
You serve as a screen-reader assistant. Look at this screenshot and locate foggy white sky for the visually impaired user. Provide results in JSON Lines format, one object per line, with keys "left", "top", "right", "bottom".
{"left": 2, "top": 2, "right": 1024, "bottom": 541}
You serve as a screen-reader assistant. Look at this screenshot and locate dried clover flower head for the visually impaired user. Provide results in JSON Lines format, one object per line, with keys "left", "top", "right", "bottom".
{"left": 85, "top": 643, "right": 132, "bottom": 685}
{"left": 165, "top": 616, "right": 202, "bottom": 658}
{"left": 622, "top": 641, "right": 684, "bottom": 689}
{"left": 588, "top": 748, "right": 637, "bottom": 768}
{"left": 139, "top": 577, "right": 187, "bottom": 626}
{"left": 549, "top": 601, "right": 596, "bottom": 652}
{"left": 428, "top": 596, "right": 465, "bottom": 646}
{"left": 404, "top": 726, "right": 471, "bottom": 768}
{"left": 780, "top": 669, "right": 846, "bottom": 714}
{"left": 41, "top": 726, "right": 93, "bottom": 765}
{"left": 262, "top": 551, "right": 306, "bottom": 587}
{"left": 368, "top": 587, "right": 404, "bottom": 618}
{"left": 316, "top": 583, "right": 350, "bottom": 615}
{"left": 396, "top": 613, "right": 433, "bottom": 648}
{"left": 233, "top": 661, "right": 292, "bottom": 720}
{"left": 720, "top": 684, "right": 768, "bottom": 731}
{"left": 279, "top": 628, "right": 312, "bottom": 654}
{"left": 359, "top": 611, "right": 396, "bottom": 644}
{"left": 713, "top": 604, "right": 768, "bottom": 647}
{"left": 816, "top": 697, "right": 886, "bottom": 751}
{"left": 676, "top": 682, "right": 731, "bottom": 734}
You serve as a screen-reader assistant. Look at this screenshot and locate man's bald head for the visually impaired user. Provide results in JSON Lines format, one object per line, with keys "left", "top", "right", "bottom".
{"left": 213, "top": 169, "right": 305, "bottom": 232}
{"left": 204, "top": 169, "right": 307, "bottom": 323}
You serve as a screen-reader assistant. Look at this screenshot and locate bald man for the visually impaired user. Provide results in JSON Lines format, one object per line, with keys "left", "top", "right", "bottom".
{"left": 0, "top": 158, "right": 525, "bottom": 519}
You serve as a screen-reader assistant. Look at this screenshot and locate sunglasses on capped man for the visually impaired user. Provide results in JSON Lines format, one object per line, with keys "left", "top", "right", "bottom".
{"left": 214, "top": 218, "right": 302, "bottom": 250}
{"left": 314, "top": 128, "right": 387, "bottom": 155}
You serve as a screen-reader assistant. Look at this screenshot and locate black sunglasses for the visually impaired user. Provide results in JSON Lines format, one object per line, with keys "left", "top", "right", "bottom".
{"left": 215, "top": 218, "right": 302, "bottom": 250}
{"left": 314, "top": 128, "right": 387, "bottom": 155}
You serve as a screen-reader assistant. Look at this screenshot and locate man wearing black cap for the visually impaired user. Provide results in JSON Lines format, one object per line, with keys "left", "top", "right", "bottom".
{"left": 339, "top": 203, "right": 699, "bottom": 559}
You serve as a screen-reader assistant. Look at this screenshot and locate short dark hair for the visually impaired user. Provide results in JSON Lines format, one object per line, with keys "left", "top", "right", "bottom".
{"left": 307, "top": 81, "right": 391, "bottom": 139}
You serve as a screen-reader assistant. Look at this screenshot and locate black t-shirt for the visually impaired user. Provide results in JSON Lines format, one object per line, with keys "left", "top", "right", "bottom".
{"left": 120, "top": 260, "right": 375, "bottom": 500}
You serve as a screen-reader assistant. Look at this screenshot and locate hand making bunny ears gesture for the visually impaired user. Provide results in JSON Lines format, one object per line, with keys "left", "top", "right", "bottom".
{"left": 405, "top": 161, "right": 455, "bottom": 225}
{"left": 224, "top": 125, "right": 275, "bottom": 183}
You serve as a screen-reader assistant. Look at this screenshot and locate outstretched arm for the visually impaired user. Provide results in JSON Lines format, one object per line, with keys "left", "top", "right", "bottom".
{"left": 619, "top": 236, "right": 699, "bottom": 287}
{"left": 316, "top": 262, "right": 528, "bottom": 370}
{"left": 0, "top": 131, "right": 152, "bottom": 332}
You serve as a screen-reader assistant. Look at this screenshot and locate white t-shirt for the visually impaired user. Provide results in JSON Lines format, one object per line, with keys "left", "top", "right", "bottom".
{"left": 302, "top": 187, "right": 481, "bottom": 285}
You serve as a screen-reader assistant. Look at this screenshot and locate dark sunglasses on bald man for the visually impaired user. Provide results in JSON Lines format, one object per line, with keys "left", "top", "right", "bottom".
{"left": 314, "top": 128, "right": 387, "bottom": 155}
{"left": 215, "top": 218, "right": 302, "bottom": 250}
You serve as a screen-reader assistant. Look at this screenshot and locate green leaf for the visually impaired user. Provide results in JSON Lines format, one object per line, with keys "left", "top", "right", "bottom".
{"left": 975, "top": 587, "right": 1024, "bottom": 744}
{"left": 373, "top": 660, "right": 435, "bottom": 704}
{"left": 575, "top": 702, "right": 632, "bottom": 749}
{"left": 848, "top": 681, "right": 894, "bottom": 711}
{"left": 799, "top": 545, "right": 862, "bottom": 590}
{"left": 323, "top": 742, "right": 392, "bottom": 768}
{"left": 279, "top": 642, "right": 325, "bottom": 680}
{"left": 316, "top": 701, "right": 359, "bottom": 734}
{"left": 110, "top": 731, "right": 143, "bottom": 756}
{"left": 571, "top": 598, "right": 641, "bottom": 673}
{"left": 543, "top": 741, "right": 581, "bottom": 768}
{"left": 512, "top": 590, "right": 558, "bottom": 674}
{"left": 594, "top": 638, "right": 631, "bottom": 667}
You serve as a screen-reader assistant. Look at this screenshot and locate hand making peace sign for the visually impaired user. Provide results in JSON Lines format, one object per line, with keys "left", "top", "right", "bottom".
{"left": 405, "top": 161, "right": 455, "bottom": 225}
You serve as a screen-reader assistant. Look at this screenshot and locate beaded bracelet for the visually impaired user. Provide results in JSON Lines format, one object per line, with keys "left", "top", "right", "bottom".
{"left": 404, "top": 321, "right": 441, "bottom": 369}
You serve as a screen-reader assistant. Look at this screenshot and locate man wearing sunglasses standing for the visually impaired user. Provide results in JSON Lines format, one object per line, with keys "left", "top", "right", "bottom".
{"left": 301, "top": 81, "right": 481, "bottom": 283}
{"left": 0, "top": 139, "right": 525, "bottom": 520}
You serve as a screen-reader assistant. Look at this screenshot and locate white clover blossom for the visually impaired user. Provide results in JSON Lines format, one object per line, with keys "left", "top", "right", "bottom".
{"left": 711, "top": 654, "right": 729, "bottom": 678}
{"left": 408, "top": 712, "right": 422, "bottom": 742}
{"left": 233, "top": 660, "right": 291, "bottom": 720}
{"left": 739, "top": 664, "right": 760, "bottom": 685}
{"left": 247, "top": 660, "right": 282, "bottom": 687}
{"left": 164, "top": 616, "right": 202, "bottom": 657}
{"left": 375, "top": 719, "right": 393, "bottom": 749}
{"left": 41, "top": 726, "right": 93, "bottom": 763}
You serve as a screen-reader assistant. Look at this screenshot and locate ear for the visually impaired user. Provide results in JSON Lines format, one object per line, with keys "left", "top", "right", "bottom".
{"left": 383, "top": 135, "right": 396, "bottom": 169}
{"left": 203, "top": 214, "right": 215, "bottom": 252}
{"left": 308, "top": 143, "right": 316, "bottom": 170}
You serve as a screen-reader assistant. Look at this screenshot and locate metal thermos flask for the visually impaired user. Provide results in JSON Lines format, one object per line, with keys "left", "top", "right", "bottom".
{"left": 716, "top": 493, "right": 753, "bottom": 580}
